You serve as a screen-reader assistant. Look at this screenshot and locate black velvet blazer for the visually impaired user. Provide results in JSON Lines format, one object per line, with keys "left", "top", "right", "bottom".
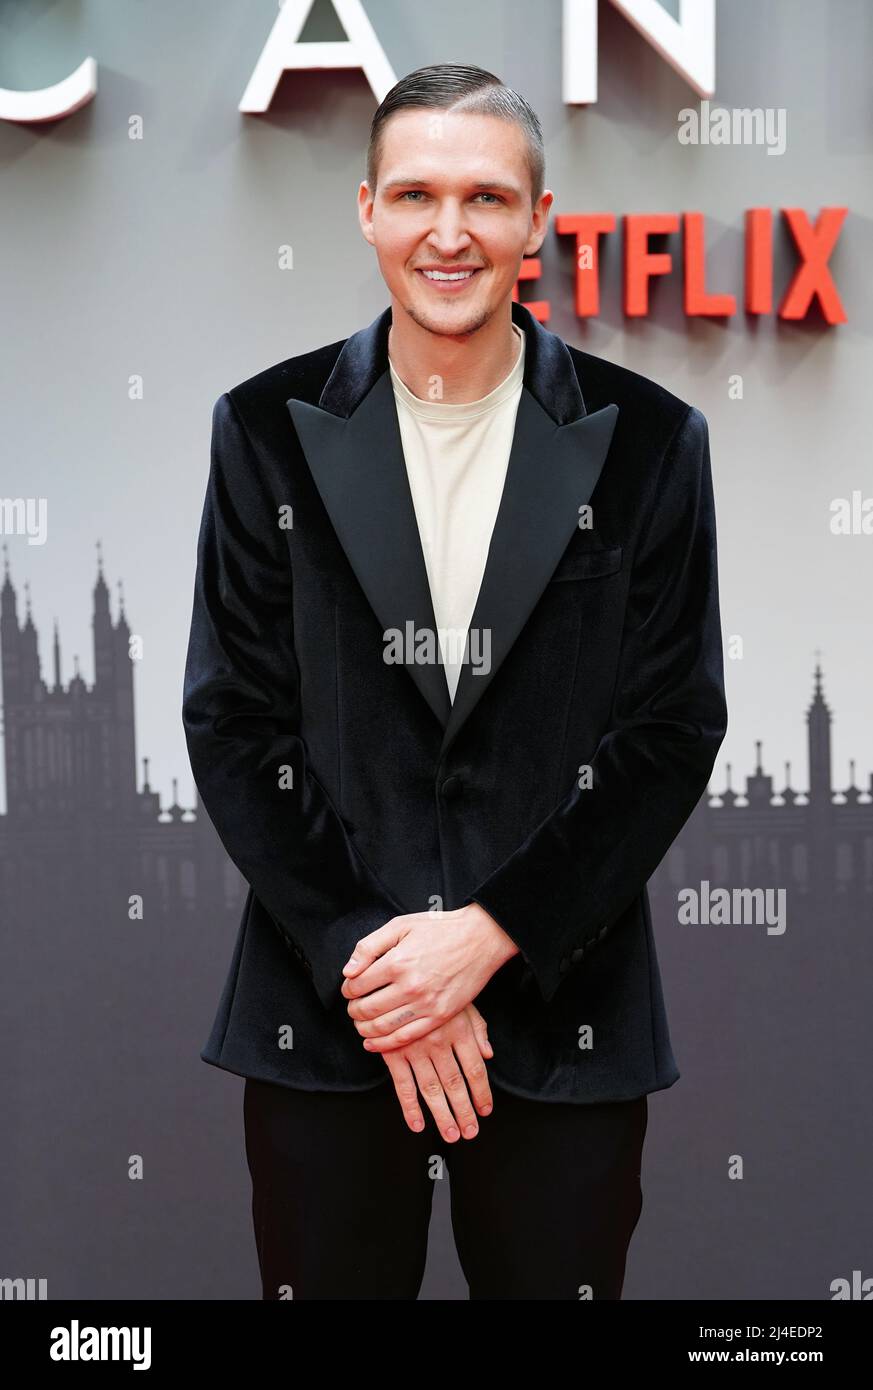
{"left": 182, "top": 299, "right": 728, "bottom": 1103}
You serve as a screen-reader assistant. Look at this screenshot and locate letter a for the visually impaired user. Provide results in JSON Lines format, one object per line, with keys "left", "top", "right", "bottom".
{"left": 240, "top": 0, "right": 397, "bottom": 111}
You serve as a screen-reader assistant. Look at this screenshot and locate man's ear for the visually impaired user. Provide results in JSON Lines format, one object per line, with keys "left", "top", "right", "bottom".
{"left": 358, "top": 180, "right": 376, "bottom": 247}
{"left": 525, "top": 189, "right": 554, "bottom": 256}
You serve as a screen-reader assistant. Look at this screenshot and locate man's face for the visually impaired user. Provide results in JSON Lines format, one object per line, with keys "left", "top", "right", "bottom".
{"left": 359, "top": 108, "right": 552, "bottom": 339}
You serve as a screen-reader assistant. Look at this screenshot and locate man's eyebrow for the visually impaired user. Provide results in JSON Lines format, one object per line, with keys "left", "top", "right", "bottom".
{"left": 380, "top": 177, "right": 520, "bottom": 195}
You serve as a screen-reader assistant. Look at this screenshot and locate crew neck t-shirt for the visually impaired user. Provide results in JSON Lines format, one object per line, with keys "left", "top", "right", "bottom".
{"left": 387, "top": 322, "right": 526, "bottom": 703}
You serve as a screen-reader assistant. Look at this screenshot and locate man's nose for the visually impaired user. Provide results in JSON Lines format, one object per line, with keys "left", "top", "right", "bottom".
{"left": 425, "top": 202, "right": 473, "bottom": 250}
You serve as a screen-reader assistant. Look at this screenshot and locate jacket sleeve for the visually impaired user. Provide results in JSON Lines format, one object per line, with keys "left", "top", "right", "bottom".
{"left": 464, "top": 404, "right": 728, "bottom": 1004}
{"left": 182, "top": 391, "right": 407, "bottom": 1011}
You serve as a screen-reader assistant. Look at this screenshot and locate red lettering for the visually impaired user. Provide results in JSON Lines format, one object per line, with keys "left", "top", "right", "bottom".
{"left": 684, "top": 213, "right": 736, "bottom": 316}
{"left": 778, "top": 207, "right": 847, "bottom": 324}
{"left": 555, "top": 213, "right": 616, "bottom": 317}
{"left": 745, "top": 208, "right": 773, "bottom": 314}
{"left": 515, "top": 207, "right": 848, "bottom": 325}
{"left": 512, "top": 256, "right": 549, "bottom": 322}
{"left": 624, "top": 215, "right": 679, "bottom": 317}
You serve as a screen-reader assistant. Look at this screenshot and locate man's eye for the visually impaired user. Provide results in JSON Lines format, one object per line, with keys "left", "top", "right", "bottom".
{"left": 398, "top": 191, "right": 503, "bottom": 204}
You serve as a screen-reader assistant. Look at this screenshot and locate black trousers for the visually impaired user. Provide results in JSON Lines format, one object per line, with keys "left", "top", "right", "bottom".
{"left": 243, "top": 1075, "right": 648, "bottom": 1300}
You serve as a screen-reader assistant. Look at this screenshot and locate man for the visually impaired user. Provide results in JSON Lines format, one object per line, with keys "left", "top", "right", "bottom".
{"left": 182, "top": 63, "right": 728, "bottom": 1300}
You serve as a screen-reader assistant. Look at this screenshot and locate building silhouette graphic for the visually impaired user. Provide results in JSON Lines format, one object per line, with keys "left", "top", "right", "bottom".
{"left": 0, "top": 546, "right": 244, "bottom": 925}
{"left": 0, "top": 550, "right": 870, "bottom": 926}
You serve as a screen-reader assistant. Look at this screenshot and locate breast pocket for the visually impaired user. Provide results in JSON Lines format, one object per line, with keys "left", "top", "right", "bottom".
{"left": 548, "top": 543, "right": 623, "bottom": 583}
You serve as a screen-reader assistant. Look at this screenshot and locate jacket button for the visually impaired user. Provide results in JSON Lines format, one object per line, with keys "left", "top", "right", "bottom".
{"left": 439, "top": 775, "right": 463, "bottom": 800}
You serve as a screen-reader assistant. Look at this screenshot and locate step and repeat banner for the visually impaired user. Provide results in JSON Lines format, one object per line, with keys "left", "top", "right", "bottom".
{"left": 2, "top": 0, "right": 870, "bottom": 1324}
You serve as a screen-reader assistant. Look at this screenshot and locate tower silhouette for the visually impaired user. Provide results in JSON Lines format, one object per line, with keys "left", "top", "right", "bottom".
{"left": 0, "top": 547, "right": 244, "bottom": 922}
{"left": 0, "top": 553, "right": 869, "bottom": 924}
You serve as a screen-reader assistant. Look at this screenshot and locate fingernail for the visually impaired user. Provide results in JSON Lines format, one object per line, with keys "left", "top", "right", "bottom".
{"left": 447, "top": 1126, "right": 459, "bottom": 1140}
{"left": 480, "top": 1103, "right": 493, "bottom": 1115}
{"left": 463, "top": 1124, "right": 478, "bottom": 1138}
{"left": 412, "top": 1118, "right": 424, "bottom": 1131}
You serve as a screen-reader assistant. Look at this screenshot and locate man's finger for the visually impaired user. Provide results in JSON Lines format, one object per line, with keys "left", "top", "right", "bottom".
{"left": 353, "top": 1001, "right": 422, "bottom": 1036}
{"left": 408, "top": 1056, "right": 462, "bottom": 1143}
{"left": 361, "top": 1016, "right": 438, "bottom": 1051}
{"left": 452, "top": 1030, "right": 494, "bottom": 1117}
{"left": 341, "top": 919, "right": 402, "bottom": 977}
{"left": 341, "top": 963, "right": 401, "bottom": 1004}
{"left": 430, "top": 1046, "right": 479, "bottom": 1139}
{"left": 382, "top": 1054, "right": 426, "bottom": 1134}
{"left": 467, "top": 1008, "right": 494, "bottom": 1058}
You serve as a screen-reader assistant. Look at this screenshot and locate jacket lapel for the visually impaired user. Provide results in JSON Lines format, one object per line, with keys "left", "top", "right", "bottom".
{"left": 287, "top": 300, "right": 618, "bottom": 757}
{"left": 288, "top": 368, "right": 452, "bottom": 731}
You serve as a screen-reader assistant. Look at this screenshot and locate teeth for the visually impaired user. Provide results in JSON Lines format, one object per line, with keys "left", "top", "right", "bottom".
{"left": 421, "top": 269, "right": 476, "bottom": 281}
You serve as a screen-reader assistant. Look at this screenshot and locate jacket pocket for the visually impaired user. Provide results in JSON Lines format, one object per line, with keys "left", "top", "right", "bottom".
{"left": 549, "top": 543, "right": 623, "bottom": 583}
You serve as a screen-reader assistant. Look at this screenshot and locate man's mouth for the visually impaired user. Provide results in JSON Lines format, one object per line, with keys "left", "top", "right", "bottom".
{"left": 415, "top": 267, "right": 483, "bottom": 286}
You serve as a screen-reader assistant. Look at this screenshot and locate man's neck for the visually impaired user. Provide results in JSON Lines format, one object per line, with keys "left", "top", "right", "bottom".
{"left": 387, "top": 303, "right": 520, "bottom": 405}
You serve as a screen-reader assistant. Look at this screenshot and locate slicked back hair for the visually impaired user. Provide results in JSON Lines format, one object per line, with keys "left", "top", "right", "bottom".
{"left": 366, "top": 63, "right": 545, "bottom": 208}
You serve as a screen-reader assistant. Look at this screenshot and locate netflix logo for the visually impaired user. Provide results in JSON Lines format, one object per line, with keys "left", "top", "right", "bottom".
{"left": 525, "top": 207, "right": 849, "bottom": 325}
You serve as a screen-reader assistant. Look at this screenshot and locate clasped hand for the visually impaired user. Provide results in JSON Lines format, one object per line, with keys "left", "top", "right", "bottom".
{"left": 340, "top": 904, "right": 518, "bottom": 1142}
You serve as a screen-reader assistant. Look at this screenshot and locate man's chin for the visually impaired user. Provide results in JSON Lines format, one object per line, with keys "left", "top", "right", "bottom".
{"left": 400, "top": 297, "right": 493, "bottom": 340}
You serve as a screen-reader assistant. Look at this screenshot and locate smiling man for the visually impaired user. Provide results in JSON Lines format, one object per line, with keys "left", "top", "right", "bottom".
{"left": 182, "top": 63, "right": 727, "bottom": 1300}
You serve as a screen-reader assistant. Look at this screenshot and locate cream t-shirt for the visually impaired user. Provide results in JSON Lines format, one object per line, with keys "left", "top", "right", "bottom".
{"left": 388, "top": 322, "right": 526, "bottom": 703}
